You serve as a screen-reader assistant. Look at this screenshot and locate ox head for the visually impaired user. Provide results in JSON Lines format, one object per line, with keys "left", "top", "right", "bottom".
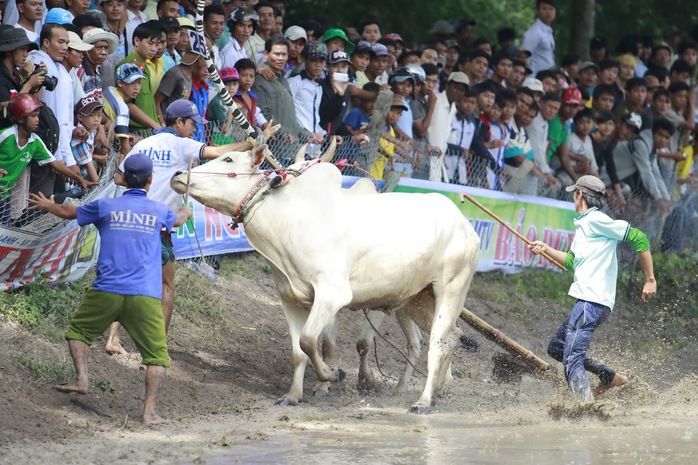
{"left": 170, "top": 145, "right": 268, "bottom": 217}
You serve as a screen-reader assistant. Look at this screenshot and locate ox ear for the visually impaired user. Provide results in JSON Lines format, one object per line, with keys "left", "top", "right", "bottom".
{"left": 252, "top": 144, "right": 267, "bottom": 167}
{"left": 320, "top": 136, "right": 337, "bottom": 163}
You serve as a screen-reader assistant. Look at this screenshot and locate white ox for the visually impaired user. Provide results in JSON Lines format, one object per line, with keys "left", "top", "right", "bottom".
{"left": 171, "top": 144, "right": 480, "bottom": 413}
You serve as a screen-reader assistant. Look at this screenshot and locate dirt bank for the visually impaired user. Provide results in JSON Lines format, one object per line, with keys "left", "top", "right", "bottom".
{"left": 0, "top": 253, "right": 696, "bottom": 464}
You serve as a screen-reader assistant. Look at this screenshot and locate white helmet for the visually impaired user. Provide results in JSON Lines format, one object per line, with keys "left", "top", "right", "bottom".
{"left": 405, "top": 63, "right": 426, "bottom": 84}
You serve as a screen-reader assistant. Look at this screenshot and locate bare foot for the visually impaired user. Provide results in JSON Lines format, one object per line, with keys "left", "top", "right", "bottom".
{"left": 142, "top": 413, "right": 168, "bottom": 426}
{"left": 105, "top": 341, "right": 128, "bottom": 356}
{"left": 593, "top": 373, "right": 628, "bottom": 397}
{"left": 54, "top": 380, "right": 89, "bottom": 395}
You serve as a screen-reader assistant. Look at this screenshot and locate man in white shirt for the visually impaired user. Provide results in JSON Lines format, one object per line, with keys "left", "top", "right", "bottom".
{"left": 243, "top": 1, "right": 274, "bottom": 65}
{"left": 427, "top": 72, "right": 468, "bottom": 182}
{"left": 15, "top": 0, "right": 43, "bottom": 45}
{"left": 125, "top": 0, "right": 149, "bottom": 51}
{"left": 521, "top": 0, "right": 556, "bottom": 75}
{"left": 526, "top": 92, "right": 562, "bottom": 194}
{"left": 28, "top": 23, "right": 81, "bottom": 170}
{"left": 220, "top": 6, "right": 256, "bottom": 69}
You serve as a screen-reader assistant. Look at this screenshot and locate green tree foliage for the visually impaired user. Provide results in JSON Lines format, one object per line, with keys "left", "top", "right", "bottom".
{"left": 286, "top": 0, "right": 698, "bottom": 58}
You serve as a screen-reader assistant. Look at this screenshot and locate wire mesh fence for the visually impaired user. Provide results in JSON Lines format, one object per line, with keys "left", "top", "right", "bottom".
{"left": 3, "top": 93, "right": 698, "bottom": 264}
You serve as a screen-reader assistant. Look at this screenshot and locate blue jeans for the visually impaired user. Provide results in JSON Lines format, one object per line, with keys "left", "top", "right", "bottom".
{"left": 547, "top": 300, "right": 612, "bottom": 402}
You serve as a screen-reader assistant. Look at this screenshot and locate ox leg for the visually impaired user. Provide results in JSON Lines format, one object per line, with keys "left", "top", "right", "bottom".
{"left": 395, "top": 310, "right": 423, "bottom": 392}
{"left": 299, "top": 286, "right": 352, "bottom": 383}
{"left": 313, "top": 320, "right": 338, "bottom": 398}
{"left": 356, "top": 311, "right": 386, "bottom": 393}
{"left": 276, "top": 301, "right": 310, "bottom": 406}
{"left": 410, "top": 283, "right": 471, "bottom": 414}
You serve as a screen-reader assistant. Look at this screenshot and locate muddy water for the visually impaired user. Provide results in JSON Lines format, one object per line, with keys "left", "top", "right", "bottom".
{"left": 190, "top": 410, "right": 697, "bottom": 465}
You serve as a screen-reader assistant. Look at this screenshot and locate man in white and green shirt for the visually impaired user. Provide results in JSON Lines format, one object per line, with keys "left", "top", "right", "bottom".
{"left": 529, "top": 175, "right": 657, "bottom": 403}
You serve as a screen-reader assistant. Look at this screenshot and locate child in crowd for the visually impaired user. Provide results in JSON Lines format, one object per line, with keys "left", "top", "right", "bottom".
{"left": 118, "top": 21, "right": 164, "bottom": 131}
{"left": 233, "top": 58, "right": 269, "bottom": 129}
{"left": 103, "top": 63, "right": 146, "bottom": 156}
{"left": 190, "top": 53, "right": 211, "bottom": 143}
{"left": 344, "top": 82, "right": 379, "bottom": 136}
{"left": 591, "top": 111, "right": 624, "bottom": 206}
{"left": 0, "top": 94, "right": 89, "bottom": 225}
{"left": 209, "top": 67, "right": 240, "bottom": 145}
{"left": 371, "top": 95, "right": 408, "bottom": 180}
{"left": 71, "top": 96, "right": 103, "bottom": 184}
{"left": 561, "top": 108, "right": 600, "bottom": 187}
{"left": 161, "top": 16, "right": 182, "bottom": 72}
{"left": 445, "top": 91, "right": 477, "bottom": 184}
{"left": 484, "top": 93, "right": 510, "bottom": 190}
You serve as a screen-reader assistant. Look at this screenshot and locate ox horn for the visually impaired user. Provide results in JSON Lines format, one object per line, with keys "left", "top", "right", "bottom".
{"left": 294, "top": 143, "right": 308, "bottom": 164}
{"left": 320, "top": 136, "right": 337, "bottom": 163}
{"left": 263, "top": 146, "right": 282, "bottom": 170}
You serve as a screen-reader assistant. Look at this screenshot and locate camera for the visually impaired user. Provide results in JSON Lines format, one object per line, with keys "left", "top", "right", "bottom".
{"left": 29, "top": 66, "right": 58, "bottom": 92}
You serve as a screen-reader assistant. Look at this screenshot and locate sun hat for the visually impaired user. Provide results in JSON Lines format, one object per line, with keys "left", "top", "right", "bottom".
{"left": 578, "top": 61, "right": 600, "bottom": 74}
{"left": 384, "top": 33, "right": 404, "bottom": 45}
{"left": 371, "top": 43, "right": 389, "bottom": 57}
{"left": 322, "top": 28, "right": 355, "bottom": 55}
{"left": 67, "top": 31, "right": 94, "bottom": 52}
{"left": 0, "top": 25, "right": 37, "bottom": 52}
{"left": 522, "top": 77, "right": 544, "bottom": 93}
{"left": 390, "top": 95, "right": 408, "bottom": 111}
{"left": 429, "top": 19, "right": 454, "bottom": 35}
{"left": 82, "top": 27, "right": 119, "bottom": 55}
{"left": 353, "top": 40, "right": 373, "bottom": 56}
{"left": 562, "top": 87, "right": 582, "bottom": 106}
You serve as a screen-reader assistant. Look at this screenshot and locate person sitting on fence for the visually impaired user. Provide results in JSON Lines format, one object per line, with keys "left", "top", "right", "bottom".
{"left": 105, "top": 100, "right": 279, "bottom": 356}
{"left": 0, "top": 94, "right": 91, "bottom": 226}
{"left": 28, "top": 153, "right": 193, "bottom": 426}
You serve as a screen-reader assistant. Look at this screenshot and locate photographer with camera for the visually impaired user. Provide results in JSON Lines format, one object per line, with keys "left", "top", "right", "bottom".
{"left": 0, "top": 26, "right": 47, "bottom": 129}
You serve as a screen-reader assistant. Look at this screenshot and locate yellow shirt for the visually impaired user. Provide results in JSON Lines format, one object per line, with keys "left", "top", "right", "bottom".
{"left": 371, "top": 125, "right": 395, "bottom": 180}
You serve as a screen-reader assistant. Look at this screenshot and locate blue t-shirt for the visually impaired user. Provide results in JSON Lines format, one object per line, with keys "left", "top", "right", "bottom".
{"left": 77, "top": 189, "right": 177, "bottom": 299}
{"left": 343, "top": 108, "right": 370, "bottom": 131}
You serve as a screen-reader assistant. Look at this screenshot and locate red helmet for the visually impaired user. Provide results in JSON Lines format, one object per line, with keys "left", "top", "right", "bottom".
{"left": 7, "top": 93, "right": 42, "bottom": 119}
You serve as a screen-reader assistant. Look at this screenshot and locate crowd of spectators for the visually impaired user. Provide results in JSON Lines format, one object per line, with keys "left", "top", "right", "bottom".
{"left": 1, "top": 0, "right": 698, "bottom": 227}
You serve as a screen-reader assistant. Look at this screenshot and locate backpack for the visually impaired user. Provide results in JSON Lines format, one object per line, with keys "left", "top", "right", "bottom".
{"left": 34, "top": 104, "right": 60, "bottom": 155}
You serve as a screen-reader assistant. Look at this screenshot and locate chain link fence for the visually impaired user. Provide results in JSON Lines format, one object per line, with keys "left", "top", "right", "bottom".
{"left": 3, "top": 92, "right": 698, "bottom": 263}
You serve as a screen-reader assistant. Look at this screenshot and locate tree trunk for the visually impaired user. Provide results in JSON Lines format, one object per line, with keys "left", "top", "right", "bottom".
{"left": 569, "top": 0, "right": 596, "bottom": 59}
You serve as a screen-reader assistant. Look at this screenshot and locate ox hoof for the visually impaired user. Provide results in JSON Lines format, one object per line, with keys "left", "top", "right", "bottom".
{"left": 408, "top": 405, "right": 430, "bottom": 415}
{"left": 459, "top": 335, "right": 480, "bottom": 353}
{"left": 313, "top": 388, "right": 330, "bottom": 398}
{"left": 332, "top": 367, "right": 346, "bottom": 382}
{"left": 274, "top": 397, "right": 299, "bottom": 407}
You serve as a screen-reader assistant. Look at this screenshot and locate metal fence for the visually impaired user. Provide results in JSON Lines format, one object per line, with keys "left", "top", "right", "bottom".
{"left": 3, "top": 92, "right": 698, "bottom": 262}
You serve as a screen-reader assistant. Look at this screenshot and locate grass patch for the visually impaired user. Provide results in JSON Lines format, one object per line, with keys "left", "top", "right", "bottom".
{"left": 0, "top": 274, "right": 90, "bottom": 340}
{"left": 6, "top": 350, "right": 73, "bottom": 385}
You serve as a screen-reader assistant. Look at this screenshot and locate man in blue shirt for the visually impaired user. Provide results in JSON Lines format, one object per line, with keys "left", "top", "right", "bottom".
{"left": 521, "top": 0, "right": 557, "bottom": 75}
{"left": 529, "top": 175, "right": 657, "bottom": 403}
{"left": 28, "top": 154, "right": 192, "bottom": 426}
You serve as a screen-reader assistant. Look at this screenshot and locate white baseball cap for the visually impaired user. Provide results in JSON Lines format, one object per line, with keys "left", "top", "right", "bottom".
{"left": 284, "top": 25, "right": 307, "bottom": 42}
{"left": 522, "top": 77, "right": 544, "bottom": 93}
{"left": 67, "top": 31, "right": 94, "bottom": 52}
